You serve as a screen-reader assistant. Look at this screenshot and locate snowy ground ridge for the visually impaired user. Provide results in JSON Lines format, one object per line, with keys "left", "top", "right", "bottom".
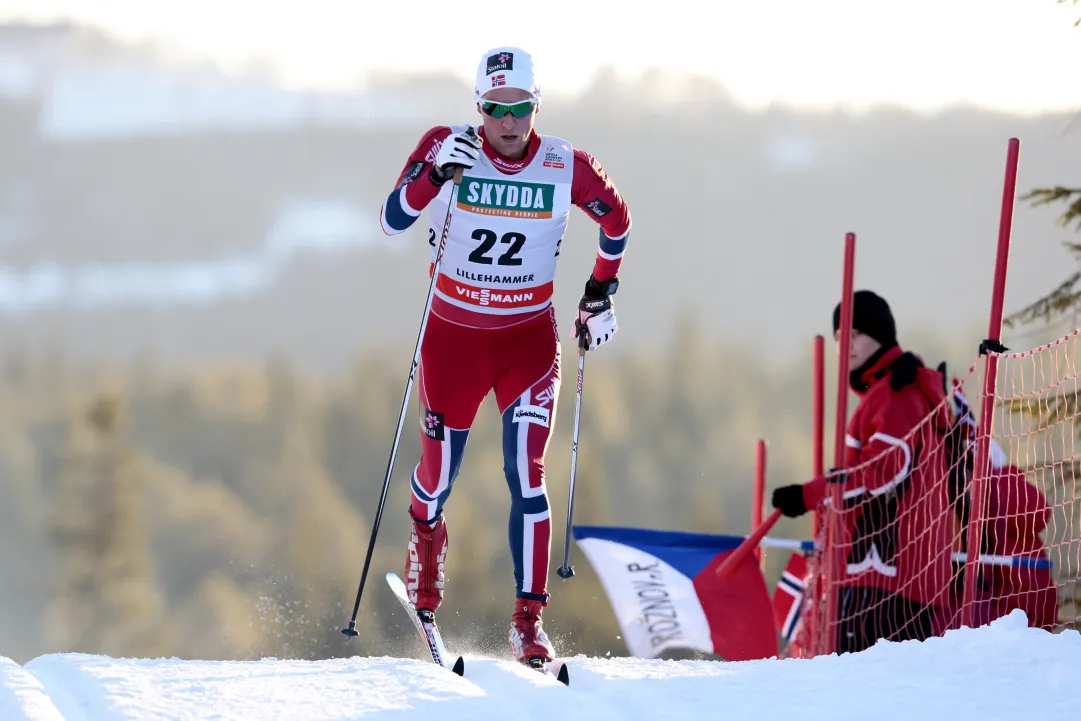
{"left": 1, "top": 611, "right": 1078, "bottom": 721}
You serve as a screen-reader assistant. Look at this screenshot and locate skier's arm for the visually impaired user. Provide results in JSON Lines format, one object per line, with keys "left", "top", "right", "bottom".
{"left": 570, "top": 149, "right": 632, "bottom": 282}
{"left": 379, "top": 127, "right": 453, "bottom": 236}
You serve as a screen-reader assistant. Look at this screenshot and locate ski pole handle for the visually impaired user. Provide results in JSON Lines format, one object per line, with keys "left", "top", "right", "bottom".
{"left": 449, "top": 126, "right": 475, "bottom": 186}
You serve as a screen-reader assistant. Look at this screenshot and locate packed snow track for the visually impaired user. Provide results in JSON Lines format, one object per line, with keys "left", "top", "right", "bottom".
{"left": 0, "top": 611, "right": 1076, "bottom": 720}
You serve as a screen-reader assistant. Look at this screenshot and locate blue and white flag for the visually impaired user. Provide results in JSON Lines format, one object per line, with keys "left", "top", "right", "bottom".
{"left": 572, "top": 526, "right": 778, "bottom": 661}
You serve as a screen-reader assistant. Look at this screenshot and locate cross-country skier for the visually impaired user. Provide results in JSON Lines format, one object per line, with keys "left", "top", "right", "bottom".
{"left": 379, "top": 46, "right": 632, "bottom": 665}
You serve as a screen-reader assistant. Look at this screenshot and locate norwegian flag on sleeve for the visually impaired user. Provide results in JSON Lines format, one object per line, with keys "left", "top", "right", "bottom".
{"left": 773, "top": 552, "right": 809, "bottom": 644}
{"left": 572, "top": 526, "right": 779, "bottom": 661}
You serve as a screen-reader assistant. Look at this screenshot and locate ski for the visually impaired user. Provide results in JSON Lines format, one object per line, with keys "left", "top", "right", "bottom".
{"left": 520, "top": 657, "right": 570, "bottom": 685}
{"left": 386, "top": 572, "right": 465, "bottom": 676}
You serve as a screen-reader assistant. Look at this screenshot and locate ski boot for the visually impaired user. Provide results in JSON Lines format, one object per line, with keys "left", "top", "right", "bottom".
{"left": 509, "top": 597, "right": 556, "bottom": 669}
{"left": 404, "top": 511, "right": 448, "bottom": 618}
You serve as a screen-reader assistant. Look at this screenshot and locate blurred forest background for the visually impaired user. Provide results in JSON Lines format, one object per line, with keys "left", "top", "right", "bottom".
{"left": 0, "top": 21, "right": 1078, "bottom": 665}
{"left": 0, "top": 322, "right": 981, "bottom": 665}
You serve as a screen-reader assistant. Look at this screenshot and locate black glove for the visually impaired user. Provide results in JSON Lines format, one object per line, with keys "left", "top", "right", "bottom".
{"left": 771, "top": 484, "right": 807, "bottom": 518}
{"left": 574, "top": 275, "right": 619, "bottom": 351}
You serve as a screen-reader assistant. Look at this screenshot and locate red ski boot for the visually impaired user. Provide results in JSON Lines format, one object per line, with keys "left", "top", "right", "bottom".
{"left": 404, "top": 512, "right": 448, "bottom": 615}
{"left": 509, "top": 597, "right": 556, "bottom": 664}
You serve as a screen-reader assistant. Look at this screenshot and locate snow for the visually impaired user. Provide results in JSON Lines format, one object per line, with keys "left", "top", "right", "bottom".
{"left": 0, "top": 610, "right": 1077, "bottom": 720}
{"left": 0, "top": 24, "right": 450, "bottom": 140}
{"left": 0, "top": 657, "right": 64, "bottom": 721}
{"left": 33, "top": 64, "right": 436, "bottom": 140}
{"left": 0, "top": 200, "right": 393, "bottom": 316}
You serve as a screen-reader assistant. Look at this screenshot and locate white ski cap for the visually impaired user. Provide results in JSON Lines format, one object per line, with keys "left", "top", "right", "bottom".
{"left": 474, "top": 46, "right": 540, "bottom": 103}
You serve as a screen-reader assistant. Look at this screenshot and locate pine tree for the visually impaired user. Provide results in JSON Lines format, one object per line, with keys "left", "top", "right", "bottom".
{"left": 1004, "top": 187, "right": 1081, "bottom": 327}
{"left": 47, "top": 391, "right": 171, "bottom": 657}
{"left": 1005, "top": 2, "right": 1081, "bottom": 325}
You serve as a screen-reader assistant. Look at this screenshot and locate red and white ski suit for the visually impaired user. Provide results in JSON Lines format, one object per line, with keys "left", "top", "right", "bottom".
{"left": 380, "top": 125, "right": 631, "bottom": 603}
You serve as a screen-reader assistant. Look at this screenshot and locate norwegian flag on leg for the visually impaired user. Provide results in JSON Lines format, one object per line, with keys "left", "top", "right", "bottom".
{"left": 773, "top": 552, "right": 809, "bottom": 651}
{"left": 572, "top": 526, "right": 779, "bottom": 661}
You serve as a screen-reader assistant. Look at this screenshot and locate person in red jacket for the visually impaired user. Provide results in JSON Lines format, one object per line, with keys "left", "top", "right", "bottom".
{"left": 939, "top": 379, "right": 1058, "bottom": 631}
{"left": 984, "top": 463, "right": 1058, "bottom": 629}
{"left": 771, "top": 290, "right": 954, "bottom": 653}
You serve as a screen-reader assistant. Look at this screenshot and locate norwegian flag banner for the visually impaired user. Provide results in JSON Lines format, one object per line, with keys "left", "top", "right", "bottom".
{"left": 572, "top": 526, "right": 779, "bottom": 661}
{"left": 773, "top": 552, "right": 809, "bottom": 644}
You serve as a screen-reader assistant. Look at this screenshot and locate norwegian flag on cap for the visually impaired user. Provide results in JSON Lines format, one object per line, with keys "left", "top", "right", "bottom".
{"left": 492, "top": 74, "right": 506, "bottom": 87}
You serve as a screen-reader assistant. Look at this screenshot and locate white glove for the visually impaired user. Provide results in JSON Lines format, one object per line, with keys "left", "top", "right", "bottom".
{"left": 574, "top": 278, "right": 619, "bottom": 351}
{"left": 430, "top": 127, "right": 482, "bottom": 185}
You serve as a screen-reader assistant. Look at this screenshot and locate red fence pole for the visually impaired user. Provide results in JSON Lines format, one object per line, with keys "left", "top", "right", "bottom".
{"left": 808, "top": 333, "right": 826, "bottom": 652}
{"left": 824, "top": 232, "right": 857, "bottom": 655}
{"left": 812, "top": 334, "right": 825, "bottom": 535}
{"left": 962, "top": 137, "right": 1020, "bottom": 627}
{"left": 752, "top": 440, "right": 766, "bottom": 566}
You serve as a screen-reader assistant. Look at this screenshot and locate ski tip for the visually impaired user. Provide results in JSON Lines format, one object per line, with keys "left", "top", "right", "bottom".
{"left": 521, "top": 657, "right": 569, "bottom": 685}
{"left": 385, "top": 572, "right": 409, "bottom": 598}
{"left": 555, "top": 661, "right": 570, "bottom": 686}
{"left": 451, "top": 656, "right": 465, "bottom": 676}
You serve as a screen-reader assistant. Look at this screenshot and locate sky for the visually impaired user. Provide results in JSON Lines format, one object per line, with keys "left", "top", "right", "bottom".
{"left": 0, "top": 0, "right": 1079, "bottom": 112}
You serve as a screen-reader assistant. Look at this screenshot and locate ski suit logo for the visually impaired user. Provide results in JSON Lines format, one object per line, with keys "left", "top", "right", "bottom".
{"left": 458, "top": 177, "right": 554, "bottom": 219}
{"left": 513, "top": 404, "right": 550, "bottom": 427}
{"left": 422, "top": 409, "right": 445, "bottom": 441}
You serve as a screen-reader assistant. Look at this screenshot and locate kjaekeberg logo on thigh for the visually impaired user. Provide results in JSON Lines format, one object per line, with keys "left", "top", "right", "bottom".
{"left": 512, "top": 404, "right": 550, "bottom": 427}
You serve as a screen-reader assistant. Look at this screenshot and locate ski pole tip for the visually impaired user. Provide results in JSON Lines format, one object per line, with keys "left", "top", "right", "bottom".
{"left": 341, "top": 623, "right": 359, "bottom": 638}
{"left": 556, "top": 565, "right": 575, "bottom": 579}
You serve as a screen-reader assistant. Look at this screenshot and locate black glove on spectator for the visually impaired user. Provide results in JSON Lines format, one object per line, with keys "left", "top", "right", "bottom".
{"left": 772, "top": 484, "right": 807, "bottom": 518}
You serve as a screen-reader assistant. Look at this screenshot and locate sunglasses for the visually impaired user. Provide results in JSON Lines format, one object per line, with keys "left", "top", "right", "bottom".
{"left": 480, "top": 98, "right": 536, "bottom": 119}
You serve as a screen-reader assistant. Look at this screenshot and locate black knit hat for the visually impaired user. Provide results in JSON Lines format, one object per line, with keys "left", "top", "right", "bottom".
{"left": 833, "top": 290, "right": 897, "bottom": 348}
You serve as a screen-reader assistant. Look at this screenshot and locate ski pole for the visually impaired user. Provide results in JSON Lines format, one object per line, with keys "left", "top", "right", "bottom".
{"left": 556, "top": 337, "right": 587, "bottom": 579}
{"left": 341, "top": 149, "right": 471, "bottom": 639}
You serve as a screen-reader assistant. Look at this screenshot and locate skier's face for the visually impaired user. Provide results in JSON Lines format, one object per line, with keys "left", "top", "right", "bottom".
{"left": 478, "top": 87, "right": 537, "bottom": 160}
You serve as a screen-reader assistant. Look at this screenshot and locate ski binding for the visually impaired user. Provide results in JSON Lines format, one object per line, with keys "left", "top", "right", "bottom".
{"left": 521, "top": 656, "right": 570, "bottom": 685}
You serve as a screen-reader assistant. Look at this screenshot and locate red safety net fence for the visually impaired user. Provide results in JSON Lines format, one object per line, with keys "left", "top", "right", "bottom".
{"left": 961, "top": 334, "right": 1081, "bottom": 633}
{"left": 784, "top": 338, "right": 1081, "bottom": 658}
{"left": 768, "top": 138, "right": 1081, "bottom": 658}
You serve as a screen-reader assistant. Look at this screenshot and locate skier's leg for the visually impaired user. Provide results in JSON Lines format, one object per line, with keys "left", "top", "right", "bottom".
{"left": 405, "top": 315, "right": 492, "bottom": 613}
{"left": 495, "top": 309, "right": 561, "bottom": 602}
{"left": 494, "top": 308, "right": 561, "bottom": 660}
